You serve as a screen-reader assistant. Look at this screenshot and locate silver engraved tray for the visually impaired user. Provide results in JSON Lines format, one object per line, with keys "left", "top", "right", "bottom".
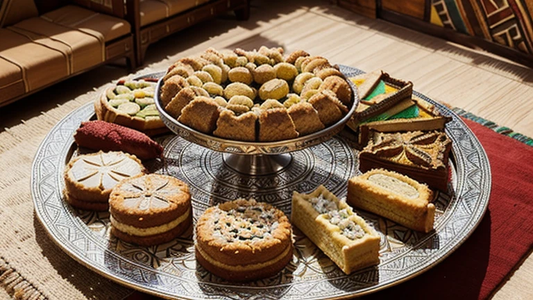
{"left": 31, "top": 67, "right": 491, "bottom": 299}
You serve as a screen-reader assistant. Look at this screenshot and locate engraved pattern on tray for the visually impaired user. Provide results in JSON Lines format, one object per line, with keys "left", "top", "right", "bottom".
{"left": 31, "top": 67, "right": 491, "bottom": 299}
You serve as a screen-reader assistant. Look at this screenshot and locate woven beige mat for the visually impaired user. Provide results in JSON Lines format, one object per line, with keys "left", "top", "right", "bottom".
{"left": 0, "top": 85, "right": 129, "bottom": 300}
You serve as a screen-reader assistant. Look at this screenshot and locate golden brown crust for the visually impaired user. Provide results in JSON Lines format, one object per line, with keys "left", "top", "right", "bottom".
{"left": 359, "top": 131, "right": 452, "bottom": 191}
{"left": 213, "top": 110, "right": 257, "bottom": 141}
{"left": 160, "top": 75, "right": 190, "bottom": 107}
{"left": 347, "top": 169, "right": 435, "bottom": 232}
{"left": 111, "top": 215, "right": 192, "bottom": 246}
{"left": 165, "top": 86, "right": 209, "bottom": 119}
{"left": 291, "top": 185, "right": 381, "bottom": 274}
{"left": 195, "top": 244, "right": 293, "bottom": 282}
{"left": 159, "top": 47, "right": 354, "bottom": 141}
{"left": 163, "top": 63, "right": 194, "bottom": 82}
{"left": 64, "top": 151, "right": 146, "bottom": 210}
{"left": 63, "top": 192, "right": 109, "bottom": 211}
{"left": 308, "top": 90, "right": 345, "bottom": 126}
{"left": 285, "top": 49, "right": 309, "bottom": 64}
{"left": 96, "top": 87, "right": 168, "bottom": 137}
{"left": 320, "top": 75, "right": 352, "bottom": 106}
{"left": 258, "top": 108, "right": 298, "bottom": 141}
{"left": 301, "top": 56, "right": 330, "bottom": 73}
{"left": 178, "top": 96, "right": 221, "bottom": 133}
{"left": 287, "top": 101, "right": 325, "bottom": 135}
{"left": 109, "top": 174, "right": 192, "bottom": 246}
{"left": 314, "top": 66, "right": 344, "bottom": 80}
{"left": 109, "top": 174, "right": 191, "bottom": 228}
{"left": 195, "top": 199, "right": 292, "bottom": 281}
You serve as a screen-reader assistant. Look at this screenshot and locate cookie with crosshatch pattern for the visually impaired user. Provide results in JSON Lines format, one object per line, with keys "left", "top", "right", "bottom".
{"left": 109, "top": 174, "right": 192, "bottom": 246}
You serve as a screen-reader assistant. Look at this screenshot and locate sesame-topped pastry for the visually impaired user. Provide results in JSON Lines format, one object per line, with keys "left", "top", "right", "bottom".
{"left": 195, "top": 198, "right": 293, "bottom": 282}
{"left": 64, "top": 151, "right": 146, "bottom": 211}
{"left": 292, "top": 185, "right": 381, "bottom": 274}
{"left": 359, "top": 130, "right": 452, "bottom": 191}
{"left": 109, "top": 174, "right": 192, "bottom": 246}
{"left": 347, "top": 169, "right": 435, "bottom": 232}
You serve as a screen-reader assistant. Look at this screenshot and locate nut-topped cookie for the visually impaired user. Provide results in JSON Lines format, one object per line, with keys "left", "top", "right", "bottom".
{"left": 195, "top": 198, "right": 293, "bottom": 282}
{"left": 109, "top": 174, "right": 192, "bottom": 246}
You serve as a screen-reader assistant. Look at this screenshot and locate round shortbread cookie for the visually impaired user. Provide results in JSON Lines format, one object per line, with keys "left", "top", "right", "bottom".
{"left": 109, "top": 174, "right": 192, "bottom": 246}
{"left": 63, "top": 151, "right": 146, "bottom": 211}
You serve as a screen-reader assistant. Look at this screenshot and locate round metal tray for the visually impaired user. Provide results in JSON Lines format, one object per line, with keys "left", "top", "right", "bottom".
{"left": 31, "top": 66, "right": 491, "bottom": 299}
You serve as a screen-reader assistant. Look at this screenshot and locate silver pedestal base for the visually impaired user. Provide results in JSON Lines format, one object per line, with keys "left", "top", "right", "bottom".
{"left": 222, "top": 153, "right": 293, "bottom": 175}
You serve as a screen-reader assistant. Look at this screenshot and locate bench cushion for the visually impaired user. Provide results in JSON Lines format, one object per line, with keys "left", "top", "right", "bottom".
{"left": 0, "top": 0, "right": 38, "bottom": 27}
{"left": 0, "top": 58, "right": 25, "bottom": 105}
{"left": 140, "top": 0, "right": 202, "bottom": 27}
{"left": 41, "top": 5, "right": 131, "bottom": 43}
{"left": 10, "top": 17, "right": 104, "bottom": 74}
{"left": 0, "top": 28, "right": 68, "bottom": 93}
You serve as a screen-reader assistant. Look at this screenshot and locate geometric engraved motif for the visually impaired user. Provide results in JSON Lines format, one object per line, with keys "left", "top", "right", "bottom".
{"left": 31, "top": 69, "right": 491, "bottom": 299}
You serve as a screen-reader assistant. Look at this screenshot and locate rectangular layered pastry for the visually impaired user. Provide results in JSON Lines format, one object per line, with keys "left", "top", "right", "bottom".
{"left": 347, "top": 169, "right": 435, "bottom": 233}
{"left": 353, "top": 97, "right": 452, "bottom": 149}
{"left": 358, "top": 130, "right": 452, "bottom": 192}
{"left": 347, "top": 70, "right": 413, "bottom": 126}
{"left": 291, "top": 185, "right": 380, "bottom": 274}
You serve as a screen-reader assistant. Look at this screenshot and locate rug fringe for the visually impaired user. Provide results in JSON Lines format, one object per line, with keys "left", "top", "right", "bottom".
{"left": 0, "top": 257, "right": 46, "bottom": 300}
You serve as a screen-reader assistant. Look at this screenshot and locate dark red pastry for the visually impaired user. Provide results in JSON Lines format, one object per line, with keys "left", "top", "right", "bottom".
{"left": 74, "top": 120, "right": 164, "bottom": 159}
